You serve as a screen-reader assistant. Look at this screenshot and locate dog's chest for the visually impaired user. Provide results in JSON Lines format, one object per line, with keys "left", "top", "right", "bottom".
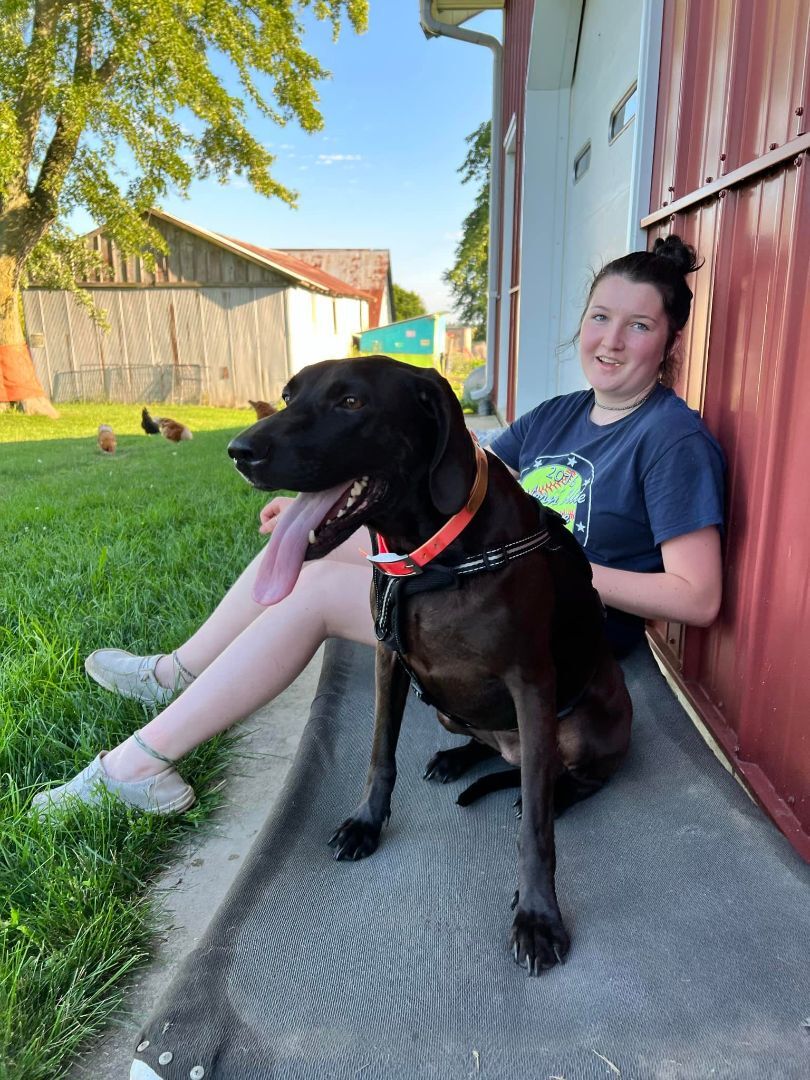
{"left": 374, "top": 568, "right": 543, "bottom": 729}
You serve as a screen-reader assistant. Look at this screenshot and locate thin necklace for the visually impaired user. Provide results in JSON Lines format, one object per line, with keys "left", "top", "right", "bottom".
{"left": 593, "top": 384, "right": 657, "bottom": 412}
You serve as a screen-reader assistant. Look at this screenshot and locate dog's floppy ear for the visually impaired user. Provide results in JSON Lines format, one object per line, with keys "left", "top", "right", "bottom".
{"left": 415, "top": 369, "right": 475, "bottom": 516}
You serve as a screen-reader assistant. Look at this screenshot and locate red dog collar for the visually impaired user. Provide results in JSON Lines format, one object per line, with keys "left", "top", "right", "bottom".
{"left": 368, "top": 437, "right": 489, "bottom": 577}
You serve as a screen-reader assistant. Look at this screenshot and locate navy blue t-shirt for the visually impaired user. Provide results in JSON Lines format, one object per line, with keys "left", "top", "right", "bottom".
{"left": 490, "top": 385, "right": 725, "bottom": 653}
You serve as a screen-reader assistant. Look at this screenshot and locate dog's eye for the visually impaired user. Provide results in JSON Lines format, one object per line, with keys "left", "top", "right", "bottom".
{"left": 340, "top": 396, "right": 364, "bottom": 410}
{"left": 281, "top": 390, "right": 291, "bottom": 404}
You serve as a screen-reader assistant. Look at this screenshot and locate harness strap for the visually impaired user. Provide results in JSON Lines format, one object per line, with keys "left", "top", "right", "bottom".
{"left": 371, "top": 521, "right": 565, "bottom": 713}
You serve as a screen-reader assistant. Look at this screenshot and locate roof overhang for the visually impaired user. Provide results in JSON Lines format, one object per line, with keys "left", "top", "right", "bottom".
{"left": 143, "top": 208, "right": 367, "bottom": 299}
{"left": 430, "top": 1, "right": 503, "bottom": 28}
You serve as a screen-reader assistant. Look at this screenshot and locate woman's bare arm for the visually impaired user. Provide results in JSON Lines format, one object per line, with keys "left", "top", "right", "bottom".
{"left": 589, "top": 526, "right": 722, "bottom": 627}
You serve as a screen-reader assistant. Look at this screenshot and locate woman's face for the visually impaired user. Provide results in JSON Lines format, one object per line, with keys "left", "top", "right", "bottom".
{"left": 579, "top": 275, "right": 676, "bottom": 403}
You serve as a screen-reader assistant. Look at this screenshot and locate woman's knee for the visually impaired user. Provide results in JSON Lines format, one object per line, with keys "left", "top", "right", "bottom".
{"left": 300, "top": 559, "right": 373, "bottom": 642}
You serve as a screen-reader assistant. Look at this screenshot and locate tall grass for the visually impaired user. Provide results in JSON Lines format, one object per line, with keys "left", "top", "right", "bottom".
{"left": 0, "top": 357, "right": 481, "bottom": 1077}
{"left": 0, "top": 403, "right": 271, "bottom": 1079}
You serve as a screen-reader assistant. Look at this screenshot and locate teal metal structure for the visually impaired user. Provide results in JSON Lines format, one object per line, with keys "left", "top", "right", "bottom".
{"left": 359, "top": 314, "right": 446, "bottom": 359}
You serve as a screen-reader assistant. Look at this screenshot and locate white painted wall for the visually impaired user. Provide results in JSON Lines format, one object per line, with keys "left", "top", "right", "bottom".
{"left": 554, "top": 0, "right": 644, "bottom": 396}
{"left": 285, "top": 288, "right": 369, "bottom": 374}
{"left": 515, "top": 0, "right": 657, "bottom": 419}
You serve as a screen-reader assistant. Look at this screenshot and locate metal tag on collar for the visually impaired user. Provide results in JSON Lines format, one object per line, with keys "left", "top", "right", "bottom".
{"left": 367, "top": 551, "right": 423, "bottom": 576}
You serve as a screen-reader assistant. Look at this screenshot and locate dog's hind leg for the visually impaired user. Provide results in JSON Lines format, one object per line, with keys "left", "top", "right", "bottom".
{"left": 423, "top": 739, "right": 499, "bottom": 783}
{"left": 552, "top": 768, "right": 608, "bottom": 816}
{"left": 458, "top": 766, "right": 602, "bottom": 817}
{"left": 456, "top": 766, "right": 521, "bottom": 805}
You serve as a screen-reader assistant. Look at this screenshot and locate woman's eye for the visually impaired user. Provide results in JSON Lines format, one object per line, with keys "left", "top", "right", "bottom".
{"left": 341, "top": 396, "right": 363, "bottom": 410}
{"left": 591, "top": 313, "right": 606, "bottom": 322}
{"left": 632, "top": 322, "right": 651, "bottom": 332}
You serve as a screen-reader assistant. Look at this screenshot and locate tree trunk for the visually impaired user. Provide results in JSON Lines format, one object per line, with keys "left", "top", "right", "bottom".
{"left": 0, "top": 251, "right": 59, "bottom": 416}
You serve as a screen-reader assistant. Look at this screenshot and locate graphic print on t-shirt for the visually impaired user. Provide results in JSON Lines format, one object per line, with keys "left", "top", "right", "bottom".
{"left": 520, "top": 453, "right": 594, "bottom": 542}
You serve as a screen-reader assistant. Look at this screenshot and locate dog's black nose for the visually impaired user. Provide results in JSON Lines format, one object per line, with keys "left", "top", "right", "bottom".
{"left": 227, "top": 435, "right": 258, "bottom": 464}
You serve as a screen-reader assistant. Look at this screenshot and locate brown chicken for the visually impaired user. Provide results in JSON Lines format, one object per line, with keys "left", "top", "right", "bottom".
{"left": 158, "top": 417, "right": 193, "bottom": 442}
{"left": 97, "top": 424, "right": 117, "bottom": 453}
{"left": 249, "top": 399, "right": 277, "bottom": 420}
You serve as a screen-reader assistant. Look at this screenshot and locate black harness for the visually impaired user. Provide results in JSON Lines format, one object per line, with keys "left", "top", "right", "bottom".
{"left": 370, "top": 515, "right": 598, "bottom": 721}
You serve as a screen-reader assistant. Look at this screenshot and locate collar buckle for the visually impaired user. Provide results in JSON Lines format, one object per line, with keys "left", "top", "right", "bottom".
{"left": 367, "top": 551, "right": 423, "bottom": 577}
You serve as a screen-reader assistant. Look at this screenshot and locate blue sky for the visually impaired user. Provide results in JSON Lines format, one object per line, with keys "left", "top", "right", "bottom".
{"left": 75, "top": 5, "right": 502, "bottom": 315}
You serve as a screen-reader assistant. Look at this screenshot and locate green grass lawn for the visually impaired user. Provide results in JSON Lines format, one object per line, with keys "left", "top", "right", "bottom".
{"left": 0, "top": 402, "right": 273, "bottom": 1080}
{"left": 355, "top": 351, "right": 484, "bottom": 411}
{"left": 0, "top": 357, "right": 483, "bottom": 1078}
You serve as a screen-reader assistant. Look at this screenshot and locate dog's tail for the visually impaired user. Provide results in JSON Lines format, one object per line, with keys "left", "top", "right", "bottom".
{"left": 456, "top": 768, "right": 521, "bottom": 807}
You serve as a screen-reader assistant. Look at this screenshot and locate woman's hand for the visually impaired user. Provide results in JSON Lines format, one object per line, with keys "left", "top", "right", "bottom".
{"left": 259, "top": 496, "right": 295, "bottom": 535}
{"left": 589, "top": 526, "right": 722, "bottom": 627}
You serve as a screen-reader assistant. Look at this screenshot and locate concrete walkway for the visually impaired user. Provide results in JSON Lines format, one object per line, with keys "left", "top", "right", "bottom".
{"left": 69, "top": 412, "right": 504, "bottom": 1079}
{"left": 68, "top": 651, "right": 322, "bottom": 1079}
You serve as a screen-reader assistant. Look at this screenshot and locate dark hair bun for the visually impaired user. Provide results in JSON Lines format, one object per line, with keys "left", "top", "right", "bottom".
{"left": 652, "top": 235, "right": 702, "bottom": 275}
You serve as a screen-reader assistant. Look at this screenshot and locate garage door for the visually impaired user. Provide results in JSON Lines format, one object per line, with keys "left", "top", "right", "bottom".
{"left": 555, "top": 0, "right": 643, "bottom": 394}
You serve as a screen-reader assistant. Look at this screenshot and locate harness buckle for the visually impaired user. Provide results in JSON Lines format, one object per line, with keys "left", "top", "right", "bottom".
{"left": 481, "top": 546, "right": 505, "bottom": 572}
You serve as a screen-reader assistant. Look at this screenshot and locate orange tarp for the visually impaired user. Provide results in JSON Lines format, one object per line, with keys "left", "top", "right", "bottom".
{"left": 0, "top": 343, "right": 45, "bottom": 401}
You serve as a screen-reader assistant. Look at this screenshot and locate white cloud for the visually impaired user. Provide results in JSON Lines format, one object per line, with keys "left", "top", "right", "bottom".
{"left": 316, "top": 153, "right": 363, "bottom": 165}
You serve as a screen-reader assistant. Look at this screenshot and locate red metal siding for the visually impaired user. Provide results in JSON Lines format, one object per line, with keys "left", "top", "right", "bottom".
{"left": 651, "top": 1, "right": 809, "bottom": 211}
{"left": 502, "top": 0, "right": 534, "bottom": 125}
{"left": 498, "top": 0, "right": 534, "bottom": 416}
{"left": 647, "top": 0, "right": 810, "bottom": 859}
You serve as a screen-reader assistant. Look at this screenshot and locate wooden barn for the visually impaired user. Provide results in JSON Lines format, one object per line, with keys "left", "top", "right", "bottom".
{"left": 22, "top": 208, "right": 372, "bottom": 407}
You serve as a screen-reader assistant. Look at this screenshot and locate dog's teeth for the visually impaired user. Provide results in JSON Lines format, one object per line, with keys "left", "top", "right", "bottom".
{"left": 337, "top": 509, "right": 346, "bottom": 518}
{"left": 345, "top": 495, "right": 356, "bottom": 509}
{"left": 350, "top": 481, "right": 363, "bottom": 497}
{"left": 308, "top": 530, "right": 316, "bottom": 544}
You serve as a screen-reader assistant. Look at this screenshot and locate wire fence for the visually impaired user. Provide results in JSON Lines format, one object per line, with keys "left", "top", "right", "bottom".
{"left": 51, "top": 364, "right": 203, "bottom": 405}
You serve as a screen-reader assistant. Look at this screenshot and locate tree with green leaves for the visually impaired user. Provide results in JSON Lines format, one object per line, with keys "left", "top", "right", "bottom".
{"left": 0, "top": 0, "right": 368, "bottom": 412}
{"left": 443, "top": 119, "right": 489, "bottom": 340}
{"left": 392, "top": 282, "right": 427, "bottom": 322}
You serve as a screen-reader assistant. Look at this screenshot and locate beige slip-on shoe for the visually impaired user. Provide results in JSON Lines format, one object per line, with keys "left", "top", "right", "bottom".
{"left": 31, "top": 752, "right": 196, "bottom": 816}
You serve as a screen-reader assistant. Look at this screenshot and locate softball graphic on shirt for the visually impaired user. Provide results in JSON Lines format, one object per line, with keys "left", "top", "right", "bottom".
{"left": 520, "top": 453, "right": 593, "bottom": 542}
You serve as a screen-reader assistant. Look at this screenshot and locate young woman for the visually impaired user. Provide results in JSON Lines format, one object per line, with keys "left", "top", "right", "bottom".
{"left": 33, "top": 235, "right": 724, "bottom": 815}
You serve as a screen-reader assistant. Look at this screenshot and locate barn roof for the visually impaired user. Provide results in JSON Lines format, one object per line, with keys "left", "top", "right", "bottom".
{"left": 223, "top": 238, "right": 376, "bottom": 303}
{"left": 141, "top": 208, "right": 372, "bottom": 300}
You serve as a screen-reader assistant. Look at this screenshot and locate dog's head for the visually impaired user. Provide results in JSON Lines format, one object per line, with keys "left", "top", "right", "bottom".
{"left": 228, "top": 356, "right": 476, "bottom": 602}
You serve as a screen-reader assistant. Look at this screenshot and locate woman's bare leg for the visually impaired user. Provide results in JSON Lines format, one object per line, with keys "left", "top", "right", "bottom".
{"left": 103, "top": 551, "right": 375, "bottom": 781}
{"left": 152, "top": 527, "right": 372, "bottom": 687}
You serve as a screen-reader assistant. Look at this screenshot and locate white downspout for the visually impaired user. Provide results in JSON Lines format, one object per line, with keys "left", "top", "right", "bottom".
{"left": 419, "top": 1, "right": 503, "bottom": 409}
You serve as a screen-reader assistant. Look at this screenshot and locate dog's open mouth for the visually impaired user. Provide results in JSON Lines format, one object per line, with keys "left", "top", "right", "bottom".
{"left": 253, "top": 475, "right": 387, "bottom": 605}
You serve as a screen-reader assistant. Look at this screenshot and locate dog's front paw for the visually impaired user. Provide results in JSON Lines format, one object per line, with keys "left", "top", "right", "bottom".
{"left": 328, "top": 816, "right": 382, "bottom": 861}
{"left": 510, "top": 908, "right": 570, "bottom": 975}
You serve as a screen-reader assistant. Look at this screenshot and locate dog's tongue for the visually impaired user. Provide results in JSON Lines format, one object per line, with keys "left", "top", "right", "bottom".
{"left": 252, "top": 483, "right": 351, "bottom": 606}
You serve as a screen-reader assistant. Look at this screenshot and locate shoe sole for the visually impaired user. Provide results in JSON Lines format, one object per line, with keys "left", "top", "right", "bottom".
{"left": 33, "top": 786, "right": 197, "bottom": 816}
{"left": 153, "top": 788, "right": 197, "bottom": 814}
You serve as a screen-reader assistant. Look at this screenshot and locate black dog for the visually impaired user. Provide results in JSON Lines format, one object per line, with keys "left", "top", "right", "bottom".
{"left": 228, "top": 356, "right": 632, "bottom": 974}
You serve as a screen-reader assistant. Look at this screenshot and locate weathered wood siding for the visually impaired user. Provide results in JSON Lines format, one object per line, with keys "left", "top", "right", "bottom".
{"left": 82, "top": 217, "right": 290, "bottom": 288}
